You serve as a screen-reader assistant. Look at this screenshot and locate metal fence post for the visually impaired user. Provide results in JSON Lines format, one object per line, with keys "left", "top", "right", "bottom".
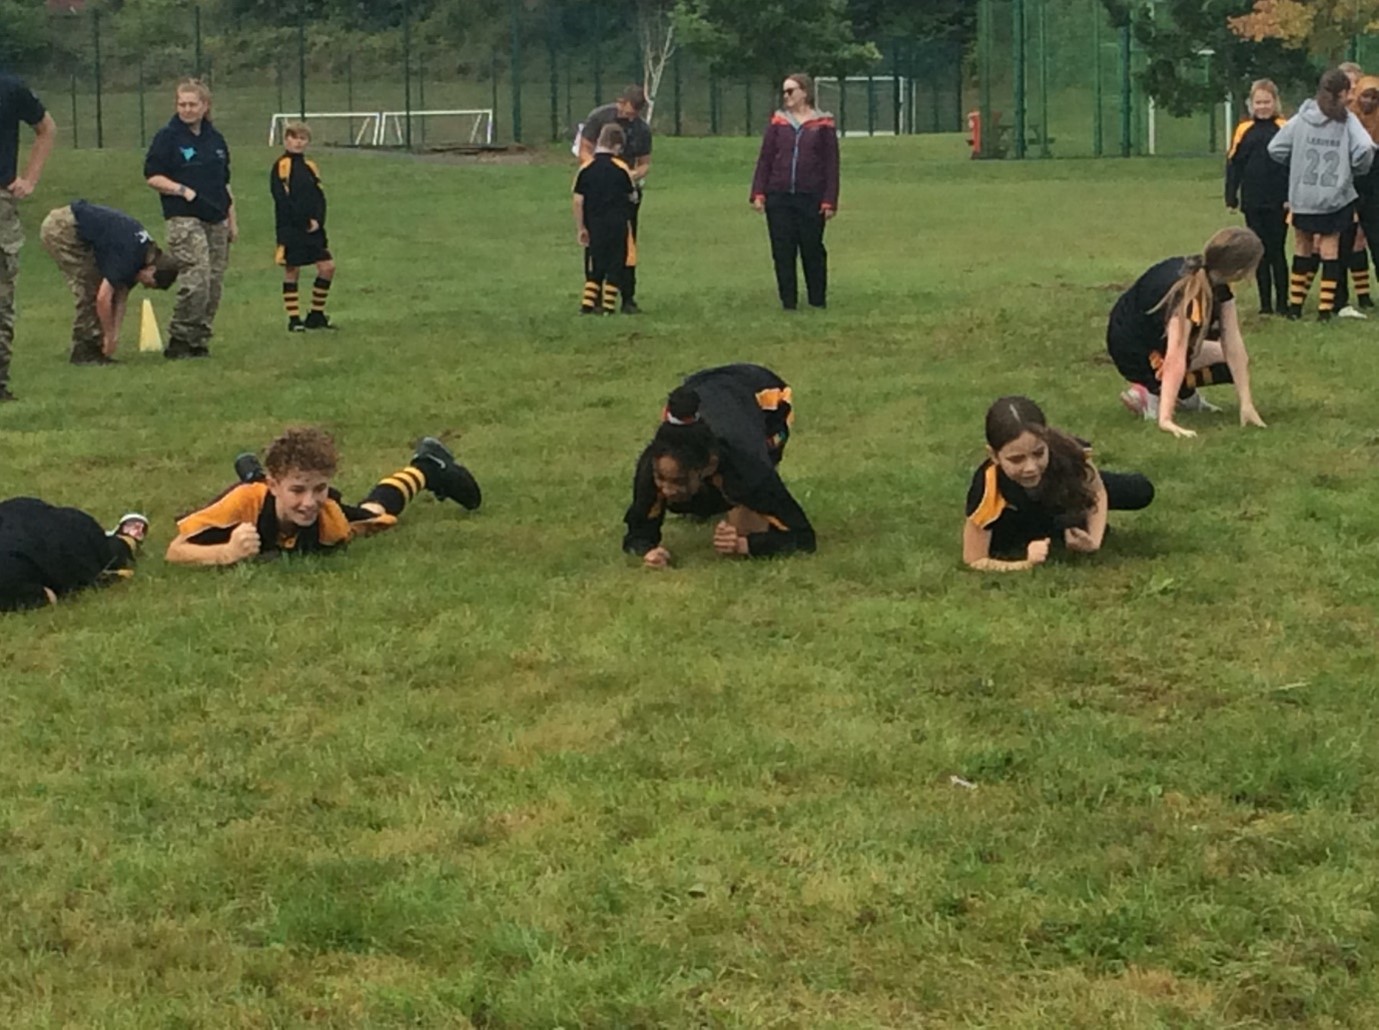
{"left": 547, "top": 8, "right": 559, "bottom": 142}
{"left": 978, "top": 0, "right": 993, "bottom": 157}
{"left": 194, "top": 5, "right": 203, "bottom": 78}
{"left": 1119, "top": 22, "right": 1131, "bottom": 157}
{"left": 510, "top": 0, "right": 522, "bottom": 143}
{"left": 93, "top": 8, "right": 104, "bottom": 149}
{"left": 138, "top": 55, "right": 147, "bottom": 147}
{"left": 70, "top": 72, "right": 79, "bottom": 149}
{"left": 673, "top": 47, "right": 682, "bottom": 136}
{"left": 744, "top": 79, "right": 751, "bottom": 136}
{"left": 1013, "top": 0, "right": 1026, "bottom": 158}
{"left": 403, "top": 0, "right": 413, "bottom": 149}
{"left": 298, "top": 5, "right": 307, "bottom": 119}
{"left": 1092, "top": 1, "right": 1103, "bottom": 157}
{"left": 1037, "top": 0, "right": 1049, "bottom": 157}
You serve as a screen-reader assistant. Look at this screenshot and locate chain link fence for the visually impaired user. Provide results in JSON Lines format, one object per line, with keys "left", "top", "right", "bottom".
{"left": 8, "top": 3, "right": 964, "bottom": 153}
{"left": 17, "top": 0, "right": 1372, "bottom": 159}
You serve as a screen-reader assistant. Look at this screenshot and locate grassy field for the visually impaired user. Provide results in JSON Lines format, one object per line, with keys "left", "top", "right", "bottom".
{"left": 3, "top": 135, "right": 1379, "bottom": 1028}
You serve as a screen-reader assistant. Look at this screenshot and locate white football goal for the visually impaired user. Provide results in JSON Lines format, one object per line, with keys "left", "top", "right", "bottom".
{"left": 268, "top": 109, "right": 495, "bottom": 148}
{"left": 814, "top": 76, "right": 911, "bottom": 137}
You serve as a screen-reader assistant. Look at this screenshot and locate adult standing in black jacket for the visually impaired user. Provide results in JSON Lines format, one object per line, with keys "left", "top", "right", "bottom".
{"left": 1226, "top": 79, "right": 1289, "bottom": 315}
{"left": 578, "top": 86, "right": 652, "bottom": 314}
{"left": 143, "top": 78, "right": 236, "bottom": 359}
{"left": 750, "top": 72, "right": 840, "bottom": 311}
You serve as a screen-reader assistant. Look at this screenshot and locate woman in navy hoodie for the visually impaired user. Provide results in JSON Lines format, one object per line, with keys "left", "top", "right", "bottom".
{"left": 749, "top": 72, "right": 840, "bottom": 311}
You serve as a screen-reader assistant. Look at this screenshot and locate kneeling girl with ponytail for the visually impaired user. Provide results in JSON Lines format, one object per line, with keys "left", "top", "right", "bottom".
{"left": 1106, "top": 226, "right": 1266, "bottom": 439}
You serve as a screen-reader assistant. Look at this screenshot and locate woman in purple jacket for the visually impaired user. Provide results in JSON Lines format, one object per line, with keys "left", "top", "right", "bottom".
{"left": 750, "top": 72, "right": 840, "bottom": 310}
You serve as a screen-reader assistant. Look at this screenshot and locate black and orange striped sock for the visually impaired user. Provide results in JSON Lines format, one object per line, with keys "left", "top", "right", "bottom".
{"left": 362, "top": 465, "right": 427, "bottom": 517}
{"left": 602, "top": 281, "right": 619, "bottom": 313}
{"left": 1319, "top": 258, "right": 1343, "bottom": 314}
{"left": 1350, "top": 250, "right": 1372, "bottom": 302}
{"left": 581, "top": 279, "right": 599, "bottom": 312}
{"left": 1289, "top": 254, "right": 1319, "bottom": 310}
{"left": 282, "top": 281, "right": 300, "bottom": 319}
{"left": 311, "top": 276, "right": 332, "bottom": 314}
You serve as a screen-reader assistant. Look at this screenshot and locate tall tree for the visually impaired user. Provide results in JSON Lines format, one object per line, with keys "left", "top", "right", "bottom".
{"left": 673, "top": 0, "right": 879, "bottom": 78}
{"left": 1229, "top": 0, "right": 1379, "bottom": 62}
{"left": 1100, "top": 0, "right": 1316, "bottom": 116}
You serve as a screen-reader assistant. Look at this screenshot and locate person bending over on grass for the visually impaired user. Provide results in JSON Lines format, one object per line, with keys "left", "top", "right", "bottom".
{"left": 1109, "top": 227, "right": 1266, "bottom": 439}
{"left": 270, "top": 120, "right": 336, "bottom": 332}
{"left": 1268, "top": 68, "right": 1376, "bottom": 321}
{"left": 623, "top": 363, "right": 815, "bottom": 566}
{"left": 39, "top": 200, "right": 179, "bottom": 365}
{"left": 963, "top": 396, "right": 1154, "bottom": 573}
{"left": 166, "top": 427, "right": 480, "bottom": 567}
{"left": 0, "top": 498, "right": 147, "bottom": 611}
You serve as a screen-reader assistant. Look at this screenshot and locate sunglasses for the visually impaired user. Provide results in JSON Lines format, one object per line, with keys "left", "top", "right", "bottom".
{"left": 783, "top": 86, "right": 801, "bottom": 95}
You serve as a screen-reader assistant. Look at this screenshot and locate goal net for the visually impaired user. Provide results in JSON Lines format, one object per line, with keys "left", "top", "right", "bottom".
{"left": 377, "top": 109, "right": 495, "bottom": 149}
{"left": 267, "top": 109, "right": 495, "bottom": 149}
{"left": 814, "top": 77, "right": 911, "bottom": 137}
{"left": 268, "top": 111, "right": 382, "bottom": 147}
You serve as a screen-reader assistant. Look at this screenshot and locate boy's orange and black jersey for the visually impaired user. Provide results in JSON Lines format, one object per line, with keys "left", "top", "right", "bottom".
{"left": 966, "top": 460, "right": 1087, "bottom": 560}
{"left": 270, "top": 152, "right": 327, "bottom": 243}
{"left": 1226, "top": 116, "right": 1288, "bottom": 210}
{"left": 175, "top": 482, "right": 395, "bottom": 556}
{"left": 622, "top": 364, "right": 814, "bottom": 558}
{"left": 573, "top": 153, "right": 636, "bottom": 231}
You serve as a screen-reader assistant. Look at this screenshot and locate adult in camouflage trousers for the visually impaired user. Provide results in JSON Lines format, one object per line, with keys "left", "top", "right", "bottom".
{"left": 0, "top": 71, "right": 57, "bottom": 401}
{"left": 143, "top": 78, "right": 236, "bottom": 359}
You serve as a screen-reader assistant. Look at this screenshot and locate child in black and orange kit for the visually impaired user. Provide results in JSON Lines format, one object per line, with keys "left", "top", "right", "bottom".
{"left": 270, "top": 121, "right": 335, "bottom": 332}
{"left": 1226, "top": 78, "right": 1289, "bottom": 315}
{"left": 166, "top": 429, "right": 480, "bottom": 567}
{"left": 572, "top": 122, "right": 637, "bottom": 315}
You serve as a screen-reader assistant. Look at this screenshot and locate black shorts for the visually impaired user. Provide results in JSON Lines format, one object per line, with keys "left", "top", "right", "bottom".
{"left": 276, "top": 231, "right": 331, "bottom": 268}
{"left": 1292, "top": 204, "right": 1355, "bottom": 237}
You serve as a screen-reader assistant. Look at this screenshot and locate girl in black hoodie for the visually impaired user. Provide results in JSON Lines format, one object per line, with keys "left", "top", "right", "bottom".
{"left": 1226, "top": 79, "right": 1289, "bottom": 314}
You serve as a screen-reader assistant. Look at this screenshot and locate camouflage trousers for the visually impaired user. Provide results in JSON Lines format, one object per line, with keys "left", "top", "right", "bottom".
{"left": 0, "top": 190, "right": 22, "bottom": 388}
{"left": 166, "top": 216, "right": 230, "bottom": 349}
{"left": 39, "top": 205, "right": 105, "bottom": 361}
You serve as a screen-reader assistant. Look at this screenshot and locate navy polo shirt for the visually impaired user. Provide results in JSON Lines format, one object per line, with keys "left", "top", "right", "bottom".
{"left": 71, "top": 201, "right": 154, "bottom": 287}
{"left": 0, "top": 73, "right": 46, "bottom": 188}
{"left": 143, "top": 114, "right": 232, "bottom": 222}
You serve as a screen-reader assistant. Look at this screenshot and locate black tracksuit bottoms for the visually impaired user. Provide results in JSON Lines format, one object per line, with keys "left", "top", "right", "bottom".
{"left": 765, "top": 192, "right": 827, "bottom": 310}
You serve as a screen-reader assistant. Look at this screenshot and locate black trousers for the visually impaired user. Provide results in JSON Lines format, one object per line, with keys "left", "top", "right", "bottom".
{"left": 1337, "top": 217, "right": 1359, "bottom": 308}
{"left": 623, "top": 197, "right": 640, "bottom": 304}
{"left": 1243, "top": 207, "right": 1288, "bottom": 312}
{"left": 1357, "top": 185, "right": 1379, "bottom": 275}
{"left": 583, "top": 221, "right": 629, "bottom": 297}
{"left": 1101, "top": 471, "right": 1155, "bottom": 513}
{"left": 765, "top": 192, "right": 827, "bottom": 309}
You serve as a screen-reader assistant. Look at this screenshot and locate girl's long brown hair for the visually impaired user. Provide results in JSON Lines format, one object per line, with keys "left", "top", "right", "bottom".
{"left": 1151, "top": 226, "right": 1263, "bottom": 337}
{"left": 984, "top": 396, "right": 1096, "bottom": 516}
{"left": 1317, "top": 68, "right": 1352, "bottom": 122}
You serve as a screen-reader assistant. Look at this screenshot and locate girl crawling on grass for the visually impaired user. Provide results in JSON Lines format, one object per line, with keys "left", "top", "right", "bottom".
{"left": 963, "top": 396, "right": 1154, "bottom": 572}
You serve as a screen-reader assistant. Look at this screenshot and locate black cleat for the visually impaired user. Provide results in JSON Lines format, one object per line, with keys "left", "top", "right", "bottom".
{"left": 620, "top": 299, "right": 643, "bottom": 315}
{"left": 304, "top": 311, "right": 336, "bottom": 330}
{"left": 234, "top": 452, "right": 267, "bottom": 484}
{"left": 0, "top": 386, "right": 15, "bottom": 403}
{"left": 164, "top": 338, "right": 195, "bottom": 359}
{"left": 411, "top": 436, "right": 482, "bottom": 510}
{"left": 288, "top": 316, "right": 306, "bottom": 333}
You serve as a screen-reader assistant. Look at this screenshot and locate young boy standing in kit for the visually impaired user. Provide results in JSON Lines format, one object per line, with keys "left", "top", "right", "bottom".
{"left": 572, "top": 123, "right": 636, "bottom": 315}
{"left": 270, "top": 121, "right": 335, "bottom": 332}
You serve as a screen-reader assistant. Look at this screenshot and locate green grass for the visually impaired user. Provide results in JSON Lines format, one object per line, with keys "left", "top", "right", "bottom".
{"left": 3, "top": 137, "right": 1379, "bottom": 1027}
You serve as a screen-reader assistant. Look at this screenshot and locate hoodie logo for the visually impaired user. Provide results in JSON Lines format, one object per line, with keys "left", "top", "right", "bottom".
{"left": 180, "top": 146, "right": 196, "bottom": 162}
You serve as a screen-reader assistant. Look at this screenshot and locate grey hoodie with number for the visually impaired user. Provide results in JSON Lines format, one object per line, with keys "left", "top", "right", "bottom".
{"left": 1268, "top": 99, "right": 1375, "bottom": 214}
